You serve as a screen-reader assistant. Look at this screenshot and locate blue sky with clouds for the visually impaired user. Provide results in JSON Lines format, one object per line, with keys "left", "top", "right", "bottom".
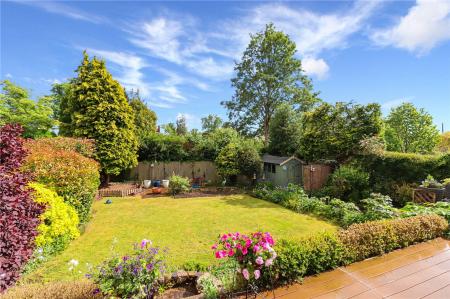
{"left": 2, "top": 0, "right": 449, "bottom": 130}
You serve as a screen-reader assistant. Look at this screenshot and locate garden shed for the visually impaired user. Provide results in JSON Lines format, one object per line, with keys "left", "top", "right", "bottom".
{"left": 261, "top": 154, "right": 304, "bottom": 187}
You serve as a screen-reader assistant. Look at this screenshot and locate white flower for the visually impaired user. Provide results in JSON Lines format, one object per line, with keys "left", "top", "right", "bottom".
{"left": 68, "top": 259, "right": 79, "bottom": 267}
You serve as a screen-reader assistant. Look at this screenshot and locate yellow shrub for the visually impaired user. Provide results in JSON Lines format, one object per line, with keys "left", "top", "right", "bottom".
{"left": 29, "top": 183, "right": 80, "bottom": 252}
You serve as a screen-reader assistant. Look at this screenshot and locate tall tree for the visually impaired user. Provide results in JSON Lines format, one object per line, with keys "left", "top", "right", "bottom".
{"left": 299, "top": 102, "right": 383, "bottom": 162}
{"left": 50, "top": 82, "right": 74, "bottom": 135}
{"left": 385, "top": 102, "right": 440, "bottom": 153}
{"left": 0, "top": 80, "right": 56, "bottom": 138}
{"left": 222, "top": 23, "right": 320, "bottom": 145}
{"left": 267, "top": 103, "right": 302, "bottom": 156}
{"left": 127, "top": 89, "right": 157, "bottom": 145}
{"left": 62, "top": 51, "right": 138, "bottom": 182}
{"left": 201, "top": 114, "right": 223, "bottom": 133}
{"left": 176, "top": 115, "right": 188, "bottom": 135}
{"left": 436, "top": 131, "right": 450, "bottom": 153}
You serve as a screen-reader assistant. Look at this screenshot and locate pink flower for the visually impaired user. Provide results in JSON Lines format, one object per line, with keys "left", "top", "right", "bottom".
{"left": 242, "top": 247, "right": 248, "bottom": 255}
{"left": 254, "top": 269, "right": 261, "bottom": 280}
{"left": 221, "top": 234, "right": 228, "bottom": 241}
{"left": 255, "top": 256, "right": 264, "bottom": 265}
{"left": 215, "top": 250, "right": 227, "bottom": 259}
{"left": 265, "top": 258, "right": 273, "bottom": 267}
{"left": 242, "top": 268, "right": 250, "bottom": 280}
{"left": 228, "top": 249, "right": 235, "bottom": 257}
{"left": 253, "top": 245, "right": 260, "bottom": 253}
{"left": 211, "top": 244, "right": 218, "bottom": 250}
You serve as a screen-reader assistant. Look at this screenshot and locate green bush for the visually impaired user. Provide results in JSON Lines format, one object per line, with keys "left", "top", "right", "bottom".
{"left": 273, "top": 232, "right": 345, "bottom": 284}
{"left": 390, "top": 183, "right": 416, "bottom": 207}
{"left": 325, "top": 165, "right": 370, "bottom": 204}
{"left": 360, "top": 193, "right": 399, "bottom": 221}
{"left": 139, "top": 133, "right": 188, "bottom": 162}
{"left": 29, "top": 183, "right": 80, "bottom": 253}
{"left": 168, "top": 175, "right": 190, "bottom": 196}
{"left": 23, "top": 139, "right": 100, "bottom": 223}
{"left": 339, "top": 214, "right": 448, "bottom": 263}
{"left": 356, "top": 152, "right": 450, "bottom": 194}
{"left": 400, "top": 202, "right": 450, "bottom": 224}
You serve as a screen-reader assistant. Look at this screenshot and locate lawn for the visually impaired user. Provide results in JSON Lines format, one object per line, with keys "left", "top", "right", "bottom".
{"left": 27, "top": 194, "right": 335, "bottom": 282}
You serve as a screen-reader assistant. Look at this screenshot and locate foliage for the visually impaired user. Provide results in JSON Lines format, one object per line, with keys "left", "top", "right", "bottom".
{"left": 212, "top": 232, "right": 276, "bottom": 283}
{"left": 197, "top": 274, "right": 220, "bottom": 299}
{"left": 139, "top": 133, "right": 188, "bottom": 161}
{"left": 0, "top": 124, "right": 43, "bottom": 292}
{"left": 168, "top": 175, "right": 190, "bottom": 196}
{"left": 253, "top": 183, "right": 364, "bottom": 227}
{"left": 0, "top": 80, "right": 56, "bottom": 138}
{"left": 215, "top": 139, "right": 262, "bottom": 180}
{"left": 400, "top": 202, "right": 450, "bottom": 224}
{"left": 299, "top": 102, "right": 383, "bottom": 162}
{"left": 324, "top": 165, "right": 371, "bottom": 204}
{"left": 1, "top": 280, "right": 102, "bottom": 299}
{"left": 436, "top": 131, "right": 450, "bottom": 153}
{"left": 385, "top": 102, "right": 440, "bottom": 153}
{"left": 197, "top": 127, "right": 240, "bottom": 161}
{"left": 128, "top": 90, "right": 157, "bottom": 146}
{"left": 61, "top": 51, "right": 138, "bottom": 177}
{"left": 273, "top": 232, "right": 344, "bottom": 284}
{"left": 222, "top": 23, "right": 319, "bottom": 144}
{"left": 91, "top": 239, "right": 167, "bottom": 299}
{"left": 420, "top": 174, "right": 443, "bottom": 188}
{"left": 28, "top": 136, "right": 96, "bottom": 158}
{"left": 360, "top": 193, "right": 399, "bottom": 221}
{"left": 359, "top": 135, "right": 385, "bottom": 155}
{"left": 28, "top": 183, "right": 80, "bottom": 254}
{"left": 267, "top": 103, "right": 302, "bottom": 156}
{"left": 50, "top": 82, "right": 74, "bottom": 136}
{"left": 201, "top": 114, "right": 223, "bottom": 133}
{"left": 390, "top": 183, "right": 416, "bottom": 207}
{"left": 23, "top": 138, "right": 100, "bottom": 223}
{"left": 176, "top": 115, "right": 188, "bottom": 135}
{"left": 339, "top": 214, "right": 448, "bottom": 263}
{"left": 356, "top": 151, "right": 450, "bottom": 194}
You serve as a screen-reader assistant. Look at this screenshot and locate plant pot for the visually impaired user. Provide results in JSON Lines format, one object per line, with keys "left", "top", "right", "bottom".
{"left": 162, "top": 180, "right": 169, "bottom": 188}
{"left": 143, "top": 180, "right": 152, "bottom": 189}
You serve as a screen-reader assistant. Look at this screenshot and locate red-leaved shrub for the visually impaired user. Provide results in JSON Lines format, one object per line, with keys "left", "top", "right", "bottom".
{"left": 0, "top": 124, "right": 43, "bottom": 292}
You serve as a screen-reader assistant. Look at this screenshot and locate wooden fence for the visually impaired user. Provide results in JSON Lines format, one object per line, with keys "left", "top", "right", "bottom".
{"left": 302, "top": 164, "right": 332, "bottom": 191}
{"left": 120, "top": 161, "right": 220, "bottom": 184}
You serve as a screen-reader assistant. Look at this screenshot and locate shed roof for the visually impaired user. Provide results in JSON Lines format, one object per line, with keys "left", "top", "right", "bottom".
{"left": 262, "top": 154, "right": 304, "bottom": 165}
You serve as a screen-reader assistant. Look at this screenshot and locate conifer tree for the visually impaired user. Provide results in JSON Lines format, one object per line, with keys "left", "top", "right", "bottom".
{"left": 65, "top": 51, "right": 138, "bottom": 182}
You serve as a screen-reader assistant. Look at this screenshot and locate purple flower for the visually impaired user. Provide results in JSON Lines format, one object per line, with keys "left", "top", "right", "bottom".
{"left": 122, "top": 255, "right": 129, "bottom": 261}
{"left": 146, "top": 263, "right": 154, "bottom": 271}
{"left": 93, "top": 288, "right": 100, "bottom": 295}
{"left": 85, "top": 273, "right": 92, "bottom": 279}
{"left": 140, "top": 239, "right": 152, "bottom": 249}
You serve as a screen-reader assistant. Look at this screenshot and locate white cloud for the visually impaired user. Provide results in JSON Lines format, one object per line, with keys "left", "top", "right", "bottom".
{"left": 372, "top": 0, "right": 450, "bottom": 55}
{"left": 5, "top": 73, "right": 13, "bottom": 78}
{"left": 16, "top": 1, "right": 107, "bottom": 24}
{"left": 302, "top": 57, "right": 330, "bottom": 79}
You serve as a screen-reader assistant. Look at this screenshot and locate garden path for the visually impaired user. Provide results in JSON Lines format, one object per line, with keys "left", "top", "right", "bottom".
{"left": 259, "top": 238, "right": 450, "bottom": 299}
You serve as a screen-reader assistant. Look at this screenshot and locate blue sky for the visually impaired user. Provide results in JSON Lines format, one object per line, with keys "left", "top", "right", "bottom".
{"left": 2, "top": 0, "right": 450, "bottom": 130}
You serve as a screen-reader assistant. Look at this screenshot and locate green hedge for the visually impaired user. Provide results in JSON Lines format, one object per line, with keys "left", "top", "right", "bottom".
{"left": 271, "top": 214, "right": 448, "bottom": 284}
{"left": 356, "top": 152, "right": 450, "bottom": 191}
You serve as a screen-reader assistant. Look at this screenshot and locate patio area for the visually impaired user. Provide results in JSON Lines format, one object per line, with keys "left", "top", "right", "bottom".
{"left": 259, "top": 238, "right": 450, "bottom": 299}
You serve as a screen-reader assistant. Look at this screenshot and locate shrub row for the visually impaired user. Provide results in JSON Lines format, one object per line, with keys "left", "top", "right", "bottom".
{"left": 356, "top": 151, "right": 450, "bottom": 194}
{"left": 23, "top": 138, "right": 100, "bottom": 223}
{"left": 273, "top": 214, "right": 448, "bottom": 284}
{"left": 253, "top": 183, "right": 397, "bottom": 227}
{"left": 2, "top": 280, "right": 102, "bottom": 299}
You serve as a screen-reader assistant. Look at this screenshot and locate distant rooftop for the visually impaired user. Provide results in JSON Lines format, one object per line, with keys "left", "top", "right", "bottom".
{"left": 262, "top": 154, "right": 304, "bottom": 165}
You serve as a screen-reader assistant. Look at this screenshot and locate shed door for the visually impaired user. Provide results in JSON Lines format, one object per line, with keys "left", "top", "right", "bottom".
{"left": 288, "top": 162, "right": 302, "bottom": 185}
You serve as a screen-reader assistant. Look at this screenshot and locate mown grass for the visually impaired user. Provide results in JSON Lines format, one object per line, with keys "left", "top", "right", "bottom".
{"left": 27, "top": 194, "right": 335, "bottom": 282}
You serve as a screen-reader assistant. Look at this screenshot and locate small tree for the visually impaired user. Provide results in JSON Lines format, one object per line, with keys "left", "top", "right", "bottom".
{"left": 62, "top": 51, "right": 138, "bottom": 183}
{"left": 201, "top": 114, "right": 223, "bottom": 133}
{"left": 0, "top": 124, "right": 43, "bottom": 291}
{"left": 222, "top": 23, "right": 320, "bottom": 145}
{"left": 385, "top": 103, "right": 440, "bottom": 153}
{"left": 0, "top": 80, "right": 56, "bottom": 138}
{"left": 128, "top": 90, "right": 157, "bottom": 145}
{"left": 268, "top": 103, "right": 302, "bottom": 156}
{"left": 176, "top": 115, "right": 188, "bottom": 136}
{"left": 168, "top": 175, "right": 190, "bottom": 196}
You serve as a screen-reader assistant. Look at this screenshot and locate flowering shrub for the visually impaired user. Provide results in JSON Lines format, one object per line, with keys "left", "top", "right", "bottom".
{"left": 91, "top": 239, "right": 167, "bottom": 299}
{"left": 212, "top": 232, "right": 277, "bottom": 283}
{"left": 25, "top": 137, "right": 96, "bottom": 158}
{"left": 23, "top": 138, "right": 100, "bottom": 223}
{"left": 29, "top": 183, "right": 80, "bottom": 253}
{"left": 168, "top": 174, "right": 190, "bottom": 196}
{"left": 0, "top": 124, "right": 43, "bottom": 292}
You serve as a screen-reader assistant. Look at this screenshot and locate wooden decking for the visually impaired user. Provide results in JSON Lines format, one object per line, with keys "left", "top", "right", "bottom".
{"left": 260, "top": 238, "right": 450, "bottom": 299}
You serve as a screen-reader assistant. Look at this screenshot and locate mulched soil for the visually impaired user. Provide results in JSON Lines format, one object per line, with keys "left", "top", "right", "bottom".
{"left": 141, "top": 187, "right": 243, "bottom": 199}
